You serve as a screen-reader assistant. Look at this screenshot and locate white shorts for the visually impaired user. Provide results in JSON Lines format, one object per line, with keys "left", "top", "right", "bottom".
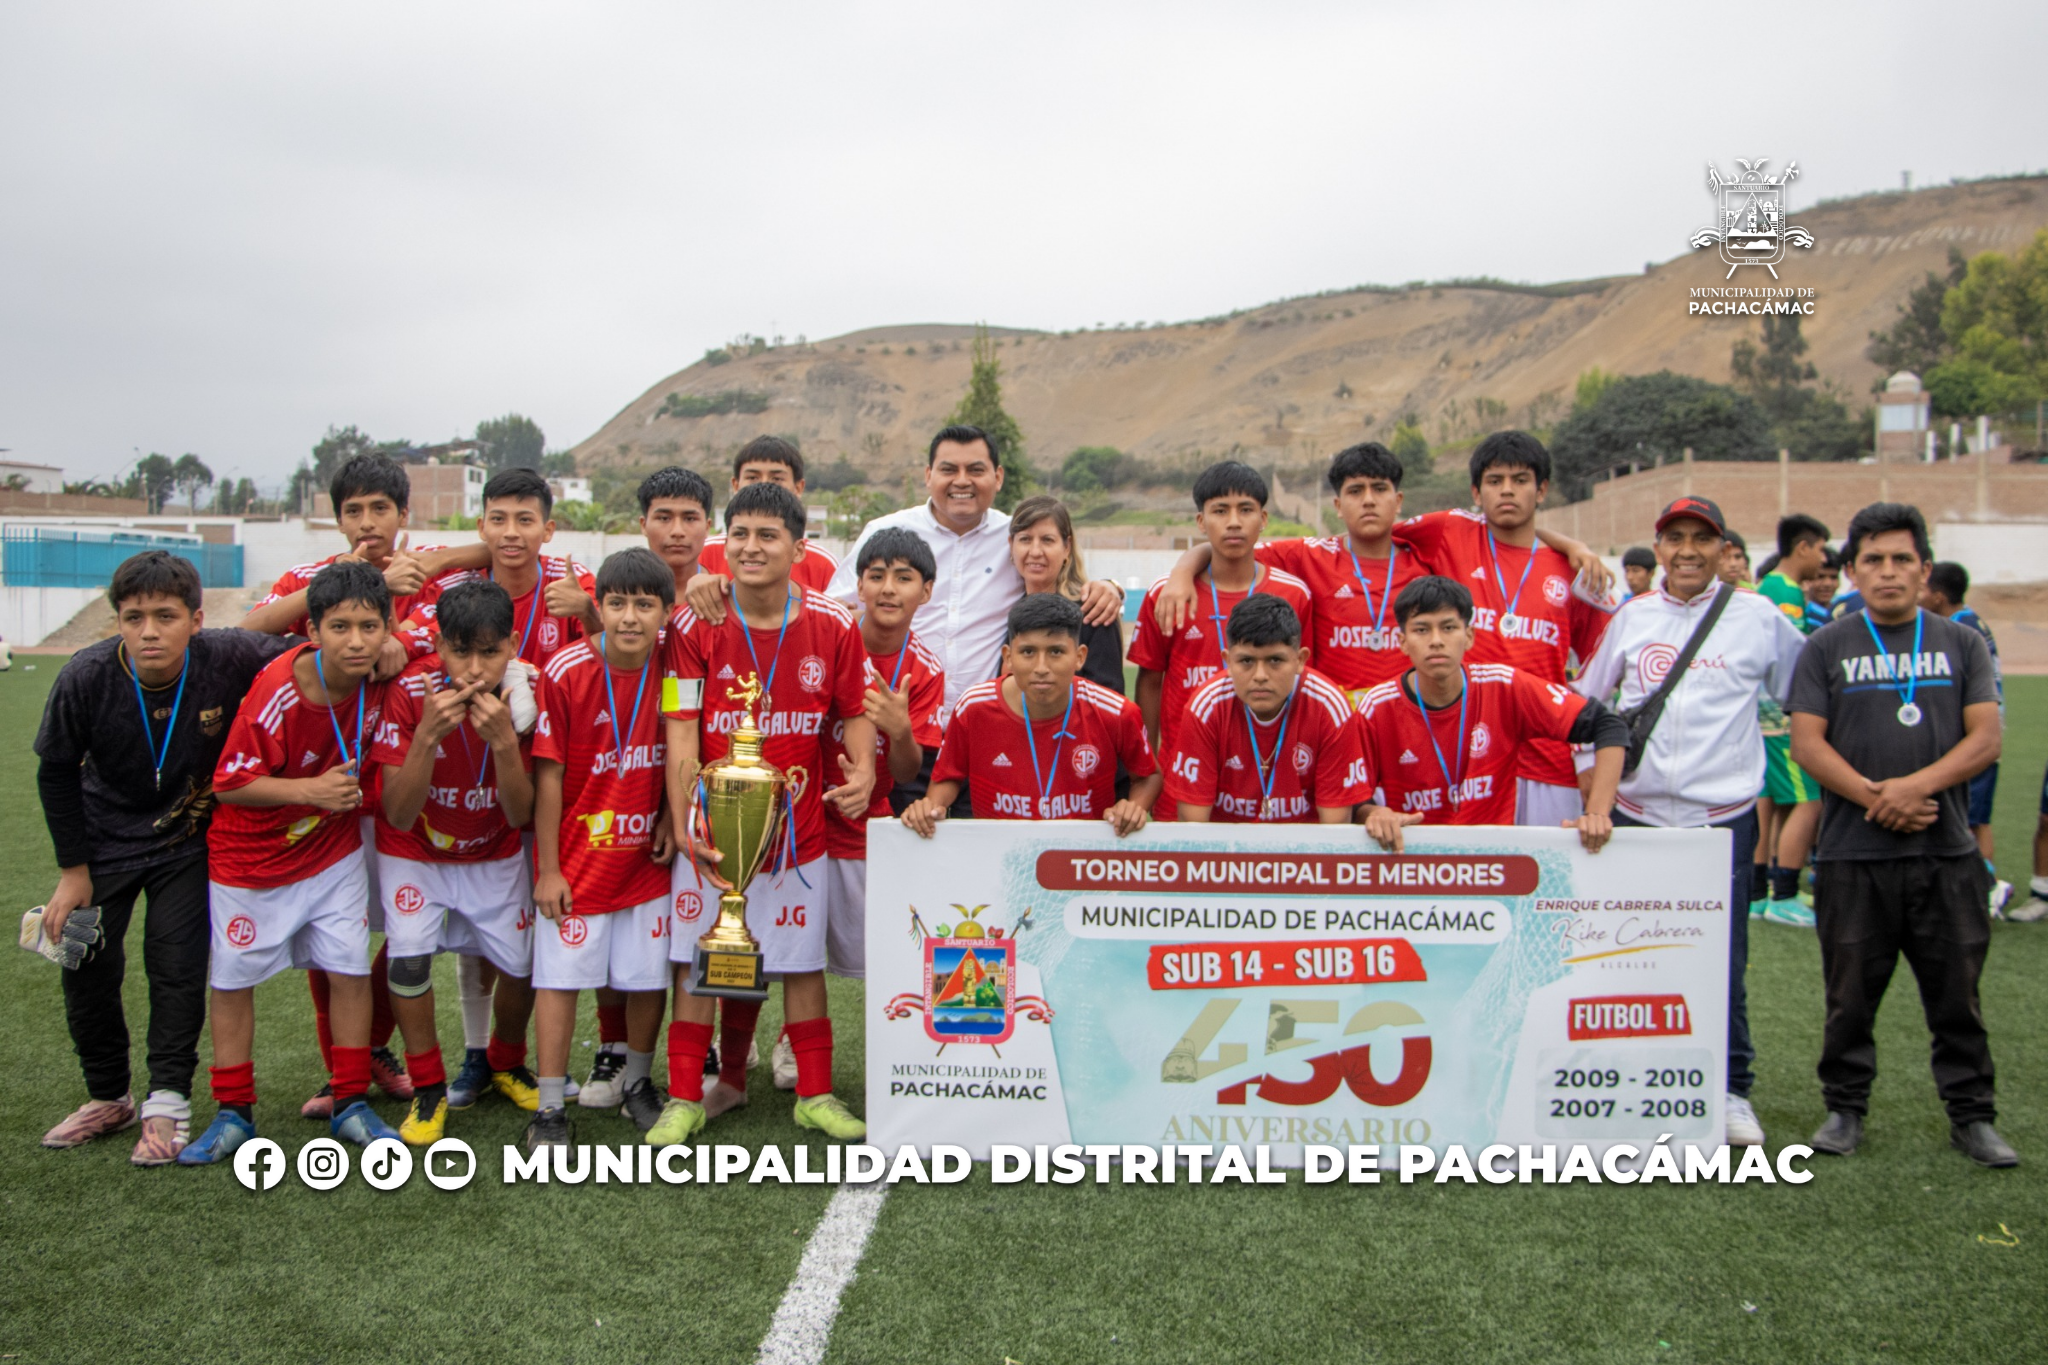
{"left": 377, "top": 851, "right": 533, "bottom": 977}
{"left": 1516, "top": 778, "right": 1584, "bottom": 828}
{"left": 825, "top": 857, "right": 867, "bottom": 979}
{"left": 360, "top": 818, "right": 384, "bottom": 932}
{"left": 210, "top": 853, "right": 371, "bottom": 990}
{"left": 669, "top": 857, "right": 827, "bottom": 974}
{"left": 531, "top": 896, "right": 671, "bottom": 992}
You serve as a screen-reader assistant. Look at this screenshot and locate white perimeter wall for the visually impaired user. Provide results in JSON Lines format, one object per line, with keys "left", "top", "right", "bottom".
{"left": 0, "top": 587, "right": 104, "bottom": 645}
{"left": 1932, "top": 522, "right": 2048, "bottom": 585}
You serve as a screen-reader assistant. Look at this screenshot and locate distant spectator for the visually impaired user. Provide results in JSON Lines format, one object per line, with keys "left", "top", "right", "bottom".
{"left": 1924, "top": 561, "right": 2009, "bottom": 915}
{"left": 1620, "top": 546, "right": 1656, "bottom": 599}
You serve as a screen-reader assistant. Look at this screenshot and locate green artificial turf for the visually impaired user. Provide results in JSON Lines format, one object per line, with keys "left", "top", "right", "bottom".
{"left": 0, "top": 660, "right": 2041, "bottom": 1364}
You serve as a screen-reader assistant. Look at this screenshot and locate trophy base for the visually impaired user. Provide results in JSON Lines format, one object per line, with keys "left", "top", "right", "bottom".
{"left": 689, "top": 945, "right": 770, "bottom": 1001}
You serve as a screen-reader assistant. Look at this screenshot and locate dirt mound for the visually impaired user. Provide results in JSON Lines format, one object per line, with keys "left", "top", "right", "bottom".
{"left": 38, "top": 586, "right": 265, "bottom": 649}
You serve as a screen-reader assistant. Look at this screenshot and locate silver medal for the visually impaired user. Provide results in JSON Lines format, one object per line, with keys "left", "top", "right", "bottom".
{"left": 1498, "top": 613, "right": 1518, "bottom": 633}
{"left": 1897, "top": 702, "right": 1923, "bottom": 727}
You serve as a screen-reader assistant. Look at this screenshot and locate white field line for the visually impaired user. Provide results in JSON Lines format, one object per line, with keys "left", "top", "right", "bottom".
{"left": 755, "top": 1183, "right": 889, "bottom": 1365}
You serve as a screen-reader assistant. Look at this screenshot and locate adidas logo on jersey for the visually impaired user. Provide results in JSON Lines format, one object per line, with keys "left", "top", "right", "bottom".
{"left": 1335, "top": 585, "right": 1354, "bottom": 598}
{"left": 301, "top": 750, "right": 320, "bottom": 768}
{"left": 1224, "top": 755, "right": 1244, "bottom": 770}
{"left": 1398, "top": 749, "right": 1419, "bottom": 764}
{"left": 595, "top": 709, "right": 612, "bottom": 728}
{"left": 992, "top": 753, "right": 1012, "bottom": 767}
{"left": 717, "top": 664, "right": 735, "bottom": 679}
{"left": 1183, "top": 625, "right": 1203, "bottom": 640}
{"left": 1469, "top": 566, "right": 1487, "bottom": 580}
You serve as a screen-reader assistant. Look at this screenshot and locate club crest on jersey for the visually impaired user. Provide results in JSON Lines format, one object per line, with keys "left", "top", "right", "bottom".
{"left": 886, "top": 905, "right": 1051, "bottom": 1053}
{"left": 674, "top": 889, "right": 705, "bottom": 924}
{"left": 1071, "top": 744, "right": 1103, "bottom": 779}
{"left": 1543, "top": 575, "right": 1570, "bottom": 607}
{"left": 200, "top": 706, "right": 225, "bottom": 737}
{"left": 798, "top": 655, "right": 827, "bottom": 692}
{"left": 541, "top": 619, "right": 561, "bottom": 649}
{"left": 1469, "top": 723, "right": 1492, "bottom": 758}
{"left": 393, "top": 885, "right": 426, "bottom": 916}
{"left": 1292, "top": 742, "right": 1314, "bottom": 775}
{"left": 224, "top": 915, "right": 257, "bottom": 948}
{"left": 558, "top": 916, "right": 589, "bottom": 947}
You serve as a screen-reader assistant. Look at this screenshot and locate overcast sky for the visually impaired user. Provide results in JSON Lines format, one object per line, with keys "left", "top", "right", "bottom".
{"left": 3, "top": 1, "right": 2041, "bottom": 487}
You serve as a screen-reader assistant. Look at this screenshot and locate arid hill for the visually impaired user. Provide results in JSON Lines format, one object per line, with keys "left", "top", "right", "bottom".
{"left": 571, "top": 178, "right": 2048, "bottom": 485}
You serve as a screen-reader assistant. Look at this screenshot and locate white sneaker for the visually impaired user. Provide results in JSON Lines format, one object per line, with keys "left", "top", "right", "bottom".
{"left": 2010, "top": 895, "right": 2048, "bottom": 924}
{"left": 1725, "top": 1094, "right": 1765, "bottom": 1146}
{"left": 772, "top": 1033, "right": 798, "bottom": 1091}
{"left": 1989, "top": 880, "right": 2013, "bottom": 919}
{"left": 579, "top": 1048, "right": 626, "bottom": 1109}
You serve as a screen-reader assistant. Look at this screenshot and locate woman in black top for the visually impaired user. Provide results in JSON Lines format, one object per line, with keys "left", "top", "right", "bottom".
{"left": 1008, "top": 495, "right": 1126, "bottom": 694}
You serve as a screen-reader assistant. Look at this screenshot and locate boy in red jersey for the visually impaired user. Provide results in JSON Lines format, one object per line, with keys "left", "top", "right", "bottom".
{"left": 1131, "top": 462, "right": 1312, "bottom": 821}
{"left": 1166, "top": 596, "right": 1371, "bottom": 824}
{"left": 656, "top": 483, "right": 877, "bottom": 1142}
{"left": 370, "top": 579, "right": 537, "bottom": 1144}
{"left": 903, "top": 593, "right": 1161, "bottom": 835}
{"left": 1390, "top": 432, "right": 1617, "bottom": 829}
{"left": 1354, "top": 576, "right": 1626, "bottom": 853}
{"left": 524, "top": 549, "right": 678, "bottom": 1150}
{"left": 180, "top": 561, "right": 401, "bottom": 1164}
{"left": 1151, "top": 443, "right": 1428, "bottom": 704}
{"left": 690, "top": 436, "right": 841, "bottom": 593}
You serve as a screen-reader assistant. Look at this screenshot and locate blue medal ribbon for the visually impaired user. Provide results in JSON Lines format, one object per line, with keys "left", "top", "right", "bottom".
{"left": 1344, "top": 542, "right": 1398, "bottom": 640}
{"left": 1485, "top": 535, "right": 1535, "bottom": 627}
{"left": 311, "top": 648, "right": 366, "bottom": 774}
{"left": 126, "top": 647, "right": 187, "bottom": 791}
{"left": 595, "top": 633, "right": 653, "bottom": 770}
{"left": 495, "top": 566, "right": 547, "bottom": 664}
{"left": 1860, "top": 608, "right": 1926, "bottom": 722}
{"left": 1021, "top": 688, "right": 1077, "bottom": 819}
{"left": 447, "top": 671, "right": 494, "bottom": 789}
{"left": 1205, "top": 568, "right": 1261, "bottom": 665}
{"left": 1405, "top": 667, "right": 1469, "bottom": 810}
{"left": 1241, "top": 683, "right": 1296, "bottom": 820}
{"left": 739, "top": 588, "right": 797, "bottom": 707}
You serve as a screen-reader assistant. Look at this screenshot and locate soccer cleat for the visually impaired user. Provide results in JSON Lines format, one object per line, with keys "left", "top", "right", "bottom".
{"left": 1748, "top": 899, "right": 1767, "bottom": 920}
{"left": 1763, "top": 898, "right": 1815, "bottom": 929}
{"left": 447, "top": 1049, "right": 493, "bottom": 1109}
{"left": 131, "top": 1114, "right": 189, "bottom": 1166}
{"left": 793, "top": 1093, "right": 866, "bottom": 1140}
{"left": 579, "top": 1049, "right": 626, "bottom": 1108}
{"left": 703, "top": 1079, "right": 749, "bottom": 1119}
{"left": 619, "top": 1078, "right": 665, "bottom": 1133}
{"left": 332, "top": 1099, "right": 402, "bottom": 1146}
{"left": 492, "top": 1066, "right": 542, "bottom": 1111}
{"left": 301, "top": 1082, "right": 334, "bottom": 1121}
{"left": 177, "top": 1110, "right": 255, "bottom": 1166}
{"left": 1989, "top": 880, "right": 2013, "bottom": 919}
{"left": 2009, "top": 895, "right": 2048, "bottom": 923}
{"left": 644, "top": 1097, "right": 706, "bottom": 1146}
{"left": 523, "top": 1106, "right": 572, "bottom": 1150}
{"left": 41, "top": 1095, "right": 137, "bottom": 1149}
{"left": 772, "top": 1034, "right": 798, "bottom": 1092}
{"left": 399, "top": 1094, "right": 448, "bottom": 1146}
{"left": 1724, "top": 1094, "right": 1765, "bottom": 1146}
{"left": 369, "top": 1047, "right": 415, "bottom": 1101}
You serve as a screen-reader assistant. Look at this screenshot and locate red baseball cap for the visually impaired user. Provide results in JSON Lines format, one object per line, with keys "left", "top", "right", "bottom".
{"left": 1655, "top": 496, "right": 1727, "bottom": 536}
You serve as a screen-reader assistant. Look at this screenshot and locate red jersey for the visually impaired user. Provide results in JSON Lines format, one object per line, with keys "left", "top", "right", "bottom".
{"left": 1391, "top": 510, "right": 1613, "bottom": 785}
{"left": 933, "top": 678, "right": 1156, "bottom": 821}
{"left": 698, "top": 536, "right": 839, "bottom": 593}
{"left": 369, "top": 655, "right": 528, "bottom": 863}
{"left": 532, "top": 639, "right": 669, "bottom": 915}
{"left": 258, "top": 552, "right": 436, "bottom": 655}
{"left": 1352, "top": 663, "right": 1587, "bottom": 825}
{"left": 208, "top": 645, "right": 388, "bottom": 890}
{"left": 407, "top": 554, "right": 595, "bottom": 670}
{"left": 823, "top": 632, "right": 946, "bottom": 859}
{"left": 1250, "top": 537, "right": 1434, "bottom": 699}
{"left": 1165, "top": 669, "right": 1371, "bottom": 822}
{"left": 661, "top": 590, "right": 869, "bottom": 865}
{"left": 1128, "top": 565, "right": 1312, "bottom": 820}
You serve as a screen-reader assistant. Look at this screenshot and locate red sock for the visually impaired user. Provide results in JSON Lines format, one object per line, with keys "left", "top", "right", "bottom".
{"left": 405, "top": 1048, "right": 446, "bottom": 1089}
{"left": 786, "top": 1017, "right": 834, "bottom": 1098}
{"left": 718, "top": 999, "right": 763, "bottom": 1091}
{"left": 307, "top": 970, "right": 334, "bottom": 1072}
{"left": 597, "top": 1001, "right": 628, "bottom": 1046}
{"left": 667, "top": 1021, "right": 711, "bottom": 1102}
{"left": 332, "top": 1045, "right": 371, "bottom": 1108}
{"left": 210, "top": 1061, "right": 256, "bottom": 1107}
{"left": 369, "top": 944, "right": 395, "bottom": 1049}
{"left": 486, "top": 1035, "right": 527, "bottom": 1073}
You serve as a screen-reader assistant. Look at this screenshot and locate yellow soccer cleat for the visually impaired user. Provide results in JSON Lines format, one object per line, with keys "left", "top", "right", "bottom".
{"left": 491, "top": 1066, "right": 541, "bottom": 1111}
{"left": 399, "top": 1094, "right": 447, "bottom": 1147}
{"left": 792, "top": 1093, "right": 866, "bottom": 1141}
{"left": 645, "top": 1097, "right": 706, "bottom": 1147}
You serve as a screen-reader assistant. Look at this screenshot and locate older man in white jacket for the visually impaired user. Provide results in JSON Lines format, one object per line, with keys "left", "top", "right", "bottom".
{"left": 1574, "top": 496, "right": 1807, "bottom": 1147}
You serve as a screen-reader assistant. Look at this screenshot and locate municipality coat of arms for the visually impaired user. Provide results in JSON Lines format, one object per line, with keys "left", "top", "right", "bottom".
{"left": 885, "top": 904, "right": 1052, "bottom": 1055}
{"left": 1689, "top": 158, "right": 1815, "bottom": 279}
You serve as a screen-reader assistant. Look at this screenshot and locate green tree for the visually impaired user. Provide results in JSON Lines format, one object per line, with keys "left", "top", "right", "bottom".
{"left": 1866, "top": 247, "right": 1968, "bottom": 379}
{"left": 125, "top": 453, "right": 177, "bottom": 513}
{"left": 948, "top": 324, "right": 1032, "bottom": 510}
{"left": 540, "top": 451, "right": 579, "bottom": 477}
{"left": 809, "top": 458, "right": 869, "bottom": 493}
{"left": 171, "top": 453, "right": 214, "bottom": 511}
{"left": 1387, "top": 422, "right": 1431, "bottom": 479}
{"left": 475, "top": 414, "right": 546, "bottom": 471}
{"left": 1731, "top": 313, "right": 1862, "bottom": 461}
{"left": 1058, "top": 446, "right": 1147, "bottom": 492}
{"left": 1928, "top": 228, "right": 2048, "bottom": 415}
{"left": 308, "top": 424, "right": 379, "bottom": 491}
{"left": 1549, "top": 372, "right": 1773, "bottom": 499}
{"left": 1573, "top": 367, "right": 1619, "bottom": 413}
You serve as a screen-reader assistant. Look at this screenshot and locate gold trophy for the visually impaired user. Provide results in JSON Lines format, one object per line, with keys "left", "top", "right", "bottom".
{"left": 685, "top": 673, "right": 785, "bottom": 1001}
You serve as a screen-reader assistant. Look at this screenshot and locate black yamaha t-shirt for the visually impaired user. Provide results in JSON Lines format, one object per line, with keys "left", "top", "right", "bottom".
{"left": 35, "top": 629, "right": 296, "bottom": 877}
{"left": 1787, "top": 608, "right": 1998, "bottom": 861}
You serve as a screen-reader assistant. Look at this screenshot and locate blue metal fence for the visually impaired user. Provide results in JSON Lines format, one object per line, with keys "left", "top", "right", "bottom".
{"left": 0, "top": 528, "right": 244, "bottom": 588}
